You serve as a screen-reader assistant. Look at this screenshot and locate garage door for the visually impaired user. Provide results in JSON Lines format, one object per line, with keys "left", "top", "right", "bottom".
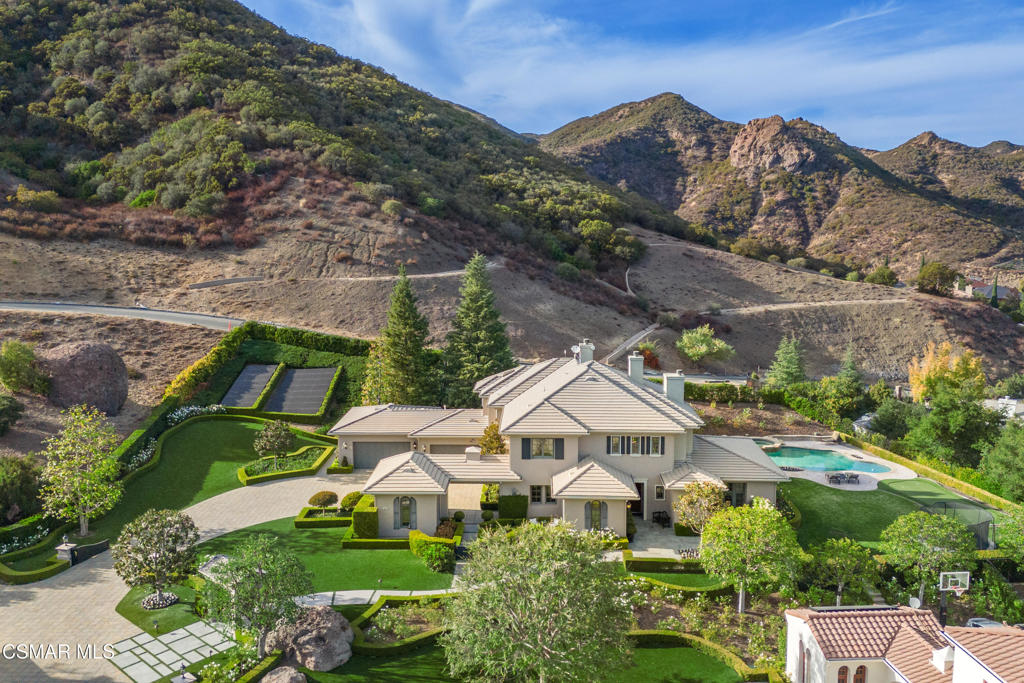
{"left": 429, "top": 444, "right": 469, "bottom": 454}
{"left": 353, "top": 442, "right": 409, "bottom": 469}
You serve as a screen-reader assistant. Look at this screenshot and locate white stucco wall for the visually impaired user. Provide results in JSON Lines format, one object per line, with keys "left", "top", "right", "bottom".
{"left": 375, "top": 494, "right": 441, "bottom": 538}
{"left": 562, "top": 499, "right": 629, "bottom": 536}
{"left": 786, "top": 614, "right": 901, "bottom": 683}
{"left": 951, "top": 645, "right": 998, "bottom": 683}
{"left": 746, "top": 482, "right": 778, "bottom": 505}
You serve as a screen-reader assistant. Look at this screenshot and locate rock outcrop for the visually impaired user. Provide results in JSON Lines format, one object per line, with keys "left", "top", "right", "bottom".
{"left": 728, "top": 115, "right": 821, "bottom": 174}
{"left": 265, "top": 606, "right": 354, "bottom": 671}
{"left": 37, "top": 342, "right": 128, "bottom": 415}
{"left": 261, "top": 666, "right": 307, "bottom": 683}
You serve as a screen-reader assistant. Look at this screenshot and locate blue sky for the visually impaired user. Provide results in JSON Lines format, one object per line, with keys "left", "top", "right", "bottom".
{"left": 239, "top": 0, "right": 1024, "bottom": 149}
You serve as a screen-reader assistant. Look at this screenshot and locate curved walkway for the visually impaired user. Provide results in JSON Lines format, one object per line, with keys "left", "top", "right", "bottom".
{"left": 0, "top": 470, "right": 369, "bottom": 682}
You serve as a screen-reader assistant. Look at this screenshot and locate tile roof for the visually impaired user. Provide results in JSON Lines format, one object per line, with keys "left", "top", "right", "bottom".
{"left": 499, "top": 360, "right": 703, "bottom": 434}
{"left": 482, "top": 358, "right": 572, "bottom": 407}
{"left": 328, "top": 404, "right": 461, "bottom": 436}
{"left": 423, "top": 453, "right": 521, "bottom": 482}
{"left": 690, "top": 436, "right": 789, "bottom": 482}
{"left": 362, "top": 451, "right": 451, "bottom": 494}
{"left": 408, "top": 409, "right": 488, "bottom": 437}
{"left": 660, "top": 462, "right": 726, "bottom": 489}
{"left": 550, "top": 458, "right": 639, "bottom": 499}
{"left": 785, "top": 607, "right": 944, "bottom": 660}
{"left": 884, "top": 625, "right": 952, "bottom": 683}
{"left": 945, "top": 626, "right": 1024, "bottom": 682}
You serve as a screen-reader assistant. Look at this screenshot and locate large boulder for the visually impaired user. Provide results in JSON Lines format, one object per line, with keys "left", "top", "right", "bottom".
{"left": 38, "top": 342, "right": 128, "bottom": 415}
{"left": 265, "top": 606, "right": 354, "bottom": 671}
{"left": 261, "top": 666, "right": 306, "bottom": 683}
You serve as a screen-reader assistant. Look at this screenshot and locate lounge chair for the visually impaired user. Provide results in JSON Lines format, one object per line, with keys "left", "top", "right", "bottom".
{"left": 846, "top": 473, "right": 860, "bottom": 484}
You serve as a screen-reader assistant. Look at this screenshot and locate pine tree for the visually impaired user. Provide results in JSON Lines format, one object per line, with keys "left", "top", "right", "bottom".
{"left": 838, "top": 344, "right": 861, "bottom": 386}
{"left": 359, "top": 266, "right": 436, "bottom": 405}
{"left": 990, "top": 274, "right": 999, "bottom": 308}
{"left": 442, "top": 253, "right": 516, "bottom": 407}
{"left": 764, "top": 336, "right": 806, "bottom": 388}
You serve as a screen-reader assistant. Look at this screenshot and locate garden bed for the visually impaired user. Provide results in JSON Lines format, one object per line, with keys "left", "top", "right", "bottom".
{"left": 237, "top": 444, "right": 334, "bottom": 485}
{"left": 294, "top": 506, "right": 353, "bottom": 529}
{"left": 359, "top": 598, "right": 446, "bottom": 645}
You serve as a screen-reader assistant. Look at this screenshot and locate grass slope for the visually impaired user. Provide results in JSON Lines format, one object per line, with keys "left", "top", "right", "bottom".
{"left": 780, "top": 478, "right": 917, "bottom": 549}
{"left": 198, "top": 517, "right": 453, "bottom": 592}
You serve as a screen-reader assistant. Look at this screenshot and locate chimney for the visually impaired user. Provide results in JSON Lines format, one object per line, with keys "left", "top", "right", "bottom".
{"left": 579, "top": 339, "right": 595, "bottom": 363}
{"left": 930, "top": 646, "right": 953, "bottom": 674}
{"left": 663, "top": 370, "right": 686, "bottom": 404}
{"left": 628, "top": 352, "right": 644, "bottom": 384}
{"left": 465, "top": 446, "right": 481, "bottom": 462}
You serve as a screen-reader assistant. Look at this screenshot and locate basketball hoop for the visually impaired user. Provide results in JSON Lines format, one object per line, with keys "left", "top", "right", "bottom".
{"left": 939, "top": 571, "right": 970, "bottom": 597}
{"left": 952, "top": 586, "right": 967, "bottom": 598}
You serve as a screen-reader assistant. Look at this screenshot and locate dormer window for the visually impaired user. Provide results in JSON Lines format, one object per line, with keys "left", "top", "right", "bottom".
{"left": 606, "top": 435, "right": 665, "bottom": 457}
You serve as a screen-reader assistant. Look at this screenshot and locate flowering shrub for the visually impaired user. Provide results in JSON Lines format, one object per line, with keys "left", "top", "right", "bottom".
{"left": 166, "top": 404, "right": 225, "bottom": 426}
{"left": 124, "top": 439, "right": 157, "bottom": 473}
{"left": 0, "top": 524, "right": 51, "bottom": 555}
{"left": 199, "top": 643, "right": 258, "bottom": 683}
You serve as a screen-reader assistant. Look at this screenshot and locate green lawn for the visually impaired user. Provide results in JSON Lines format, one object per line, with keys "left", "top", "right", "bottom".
{"left": 780, "top": 478, "right": 918, "bottom": 549}
{"left": 301, "top": 644, "right": 742, "bottom": 682}
{"left": 115, "top": 584, "right": 201, "bottom": 636}
{"left": 7, "top": 418, "right": 325, "bottom": 570}
{"left": 634, "top": 571, "right": 727, "bottom": 589}
{"left": 198, "top": 517, "right": 453, "bottom": 592}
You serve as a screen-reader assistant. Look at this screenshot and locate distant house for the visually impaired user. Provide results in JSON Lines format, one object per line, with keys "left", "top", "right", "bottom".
{"left": 955, "top": 278, "right": 1019, "bottom": 302}
{"left": 983, "top": 397, "right": 1024, "bottom": 421}
{"left": 330, "top": 340, "right": 788, "bottom": 539}
{"left": 785, "top": 605, "right": 1024, "bottom": 683}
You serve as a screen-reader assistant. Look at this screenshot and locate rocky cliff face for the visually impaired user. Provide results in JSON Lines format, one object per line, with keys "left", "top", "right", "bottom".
{"left": 729, "top": 116, "right": 823, "bottom": 175}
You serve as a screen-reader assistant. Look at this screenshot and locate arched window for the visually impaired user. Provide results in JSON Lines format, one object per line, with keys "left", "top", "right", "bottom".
{"left": 393, "top": 496, "right": 417, "bottom": 529}
{"left": 853, "top": 665, "right": 866, "bottom": 683}
{"left": 838, "top": 666, "right": 849, "bottom": 683}
{"left": 584, "top": 501, "right": 608, "bottom": 529}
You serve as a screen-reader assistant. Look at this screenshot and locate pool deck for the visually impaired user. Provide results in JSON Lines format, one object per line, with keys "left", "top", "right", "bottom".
{"left": 775, "top": 439, "right": 917, "bottom": 491}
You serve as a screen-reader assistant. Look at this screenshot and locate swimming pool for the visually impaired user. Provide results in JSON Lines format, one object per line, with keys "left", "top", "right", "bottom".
{"left": 766, "top": 446, "right": 890, "bottom": 473}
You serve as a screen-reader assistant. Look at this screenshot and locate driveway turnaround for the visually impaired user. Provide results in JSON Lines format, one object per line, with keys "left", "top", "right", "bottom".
{"left": 0, "top": 468, "right": 369, "bottom": 682}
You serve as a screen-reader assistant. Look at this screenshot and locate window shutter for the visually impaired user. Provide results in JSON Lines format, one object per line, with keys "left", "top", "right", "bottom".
{"left": 623, "top": 436, "right": 630, "bottom": 455}
{"left": 660, "top": 437, "right": 665, "bottom": 455}
{"left": 410, "top": 498, "right": 417, "bottom": 529}
{"left": 600, "top": 502, "right": 608, "bottom": 528}
{"left": 521, "top": 438, "right": 531, "bottom": 460}
{"left": 554, "top": 438, "right": 564, "bottom": 460}
{"left": 393, "top": 498, "right": 400, "bottom": 529}
{"left": 584, "top": 501, "right": 592, "bottom": 530}
{"left": 606, "top": 436, "right": 611, "bottom": 453}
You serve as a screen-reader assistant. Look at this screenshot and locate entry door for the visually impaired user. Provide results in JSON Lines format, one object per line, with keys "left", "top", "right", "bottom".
{"left": 632, "top": 482, "right": 645, "bottom": 517}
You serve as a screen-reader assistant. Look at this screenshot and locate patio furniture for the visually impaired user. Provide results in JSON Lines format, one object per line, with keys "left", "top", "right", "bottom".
{"left": 652, "top": 510, "right": 671, "bottom": 528}
{"left": 827, "top": 473, "right": 847, "bottom": 485}
{"left": 846, "top": 473, "right": 860, "bottom": 484}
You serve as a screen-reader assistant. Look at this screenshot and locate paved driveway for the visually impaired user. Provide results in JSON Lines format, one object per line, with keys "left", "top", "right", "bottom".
{"left": 0, "top": 469, "right": 368, "bottom": 682}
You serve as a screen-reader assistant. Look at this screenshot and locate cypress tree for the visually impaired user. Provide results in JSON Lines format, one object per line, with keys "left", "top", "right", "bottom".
{"left": 838, "top": 344, "right": 862, "bottom": 386}
{"left": 764, "top": 336, "right": 806, "bottom": 388}
{"left": 990, "top": 274, "right": 999, "bottom": 308}
{"left": 443, "top": 253, "right": 516, "bottom": 407}
{"left": 359, "top": 266, "right": 436, "bottom": 405}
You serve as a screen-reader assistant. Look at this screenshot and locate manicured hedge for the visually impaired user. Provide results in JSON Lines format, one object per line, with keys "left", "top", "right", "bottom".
{"left": 236, "top": 445, "right": 334, "bottom": 486}
{"left": 0, "top": 521, "right": 73, "bottom": 562}
{"left": 480, "top": 483, "right": 499, "bottom": 511}
{"left": 628, "top": 630, "right": 783, "bottom": 682}
{"left": 294, "top": 507, "right": 353, "bottom": 529}
{"left": 248, "top": 323, "right": 371, "bottom": 356}
{"left": 327, "top": 459, "right": 354, "bottom": 474}
{"left": 224, "top": 365, "right": 346, "bottom": 424}
{"left": 350, "top": 596, "right": 452, "bottom": 654}
{"left": 352, "top": 494, "right": 379, "bottom": 538}
{"left": 235, "top": 650, "right": 283, "bottom": 683}
{"left": 622, "top": 551, "right": 704, "bottom": 574}
{"left": 0, "top": 555, "right": 71, "bottom": 585}
{"left": 684, "top": 383, "right": 756, "bottom": 403}
{"left": 777, "top": 488, "right": 802, "bottom": 530}
{"left": 164, "top": 323, "right": 253, "bottom": 403}
{"left": 838, "top": 433, "right": 1021, "bottom": 512}
{"left": 251, "top": 362, "right": 286, "bottom": 409}
{"left": 674, "top": 523, "right": 698, "bottom": 536}
{"left": 340, "top": 525, "right": 408, "bottom": 549}
{"left": 409, "top": 523, "right": 465, "bottom": 557}
{"left": 498, "top": 494, "right": 528, "bottom": 519}
{"left": 112, "top": 398, "right": 177, "bottom": 469}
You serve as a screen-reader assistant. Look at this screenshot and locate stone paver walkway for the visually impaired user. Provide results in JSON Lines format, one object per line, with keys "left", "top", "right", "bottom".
{"left": 0, "top": 469, "right": 368, "bottom": 682}
{"left": 109, "top": 621, "right": 235, "bottom": 683}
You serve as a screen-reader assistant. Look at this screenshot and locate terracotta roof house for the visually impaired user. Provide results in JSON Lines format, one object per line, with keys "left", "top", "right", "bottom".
{"left": 330, "top": 339, "right": 787, "bottom": 538}
{"left": 785, "top": 605, "right": 1023, "bottom": 683}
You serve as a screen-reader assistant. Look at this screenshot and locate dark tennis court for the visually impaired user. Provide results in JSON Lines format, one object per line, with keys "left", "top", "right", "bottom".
{"left": 220, "top": 364, "right": 278, "bottom": 407}
{"left": 263, "top": 367, "right": 338, "bottom": 414}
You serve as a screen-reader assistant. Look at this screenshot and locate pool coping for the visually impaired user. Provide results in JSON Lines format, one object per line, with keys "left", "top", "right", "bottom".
{"left": 773, "top": 439, "right": 917, "bottom": 491}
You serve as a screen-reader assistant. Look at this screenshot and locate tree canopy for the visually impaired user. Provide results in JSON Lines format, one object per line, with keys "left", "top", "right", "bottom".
{"left": 981, "top": 422, "right": 1024, "bottom": 503}
{"left": 880, "top": 511, "right": 976, "bottom": 603}
{"left": 671, "top": 481, "right": 727, "bottom": 535}
{"left": 675, "top": 324, "right": 735, "bottom": 364}
{"left": 916, "top": 262, "right": 958, "bottom": 296}
{"left": 764, "top": 336, "right": 806, "bottom": 388}
{"left": 809, "top": 538, "right": 878, "bottom": 606}
{"left": 112, "top": 509, "right": 199, "bottom": 604}
{"left": 908, "top": 342, "right": 986, "bottom": 402}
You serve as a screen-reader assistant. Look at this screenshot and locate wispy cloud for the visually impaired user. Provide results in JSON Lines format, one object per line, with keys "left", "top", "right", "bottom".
{"left": 242, "top": 0, "right": 1024, "bottom": 149}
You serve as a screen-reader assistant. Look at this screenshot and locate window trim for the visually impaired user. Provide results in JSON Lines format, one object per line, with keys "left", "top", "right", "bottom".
{"left": 531, "top": 438, "right": 555, "bottom": 459}
{"left": 655, "top": 485, "right": 665, "bottom": 500}
{"left": 606, "top": 435, "right": 666, "bottom": 457}
{"left": 530, "top": 485, "right": 555, "bottom": 504}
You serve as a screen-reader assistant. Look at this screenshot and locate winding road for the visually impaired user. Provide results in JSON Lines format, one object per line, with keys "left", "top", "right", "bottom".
{"left": 0, "top": 302, "right": 245, "bottom": 331}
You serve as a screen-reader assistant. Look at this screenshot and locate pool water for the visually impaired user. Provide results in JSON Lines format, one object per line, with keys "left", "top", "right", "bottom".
{"left": 766, "top": 446, "right": 890, "bottom": 473}
{"left": 752, "top": 438, "right": 776, "bottom": 446}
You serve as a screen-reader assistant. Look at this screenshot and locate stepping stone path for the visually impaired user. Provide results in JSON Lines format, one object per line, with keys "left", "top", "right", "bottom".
{"left": 109, "top": 621, "right": 236, "bottom": 683}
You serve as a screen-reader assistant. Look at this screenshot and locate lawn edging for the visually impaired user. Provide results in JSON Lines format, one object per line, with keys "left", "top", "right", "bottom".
{"left": 349, "top": 595, "right": 452, "bottom": 655}
{"left": 237, "top": 445, "right": 334, "bottom": 486}
{"left": 838, "top": 433, "right": 1020, "bottom": 511}
{"left": 293, "top": 507, "right": 353, "bottom": 529}
{"left": 0, "top": 555, "right": 71, "bottom": 585}
{"left": 629, "top": 630, "right": 784, "bottom": 682}
{"left": 340, "top": 525, "right": 409, "bottom": 549}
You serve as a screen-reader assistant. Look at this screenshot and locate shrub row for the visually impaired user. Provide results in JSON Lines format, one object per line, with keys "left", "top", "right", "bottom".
{"left": 112, "top": 399, "right": 177, "bottom": 469}
{"left": 0, "top": 522, "right": 73, "bottom": 563}
{"left": 248, "top": 323, "right": 371, "bottom": 356}
{"left": 352, "top": 494, "right": 379, "bottom": 538}
{"left": 236, "top": 445, "right": 334, "bottom": 486}
{"left": 497, "top": 494, "right": 528, "bottom": 519}
{"left": 327, "top": 459, "right": 354, "bottom": 474}
{"left": 622, "top": 551, "right": 703, "bottom": 573}
{"left": 0, "top": 556, "right": 71, "bottom": 585}
{"left": 684, "top": 383, "right": 756, "bottom": 403}
{"left": 409, "top": 523, "right": 465, "bottom": 557}
{"left": 250, "top": 362, "right": 286, "bottom": 409}
{"left": 235, "top": 651, "right": 283, "bottom": 683}
{"left": 838, "top": 433, "right": 1021, "bottom": 512}
{"left": 293, "top": 507, "right": 353, "bottom": 529}
{"left": 350, "top": 596, "right": 452, "bottom": 654}
{"left": 0, "top": 513, "right": 50, "bottom": 547}
{"left": 628, "top": 630, "right": 783, "bottom": 682}
{"left": 673, "top": 523, "right": 698, "bottom": 536}
{"left": 340, "top": 525, "right": 408, "bottom": 549}
{"left": 627, "top": 574, "right": 733, "bottom": 596}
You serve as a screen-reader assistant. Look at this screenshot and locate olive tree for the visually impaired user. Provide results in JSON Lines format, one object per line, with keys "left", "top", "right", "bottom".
{"left": 700, "top": 498, "right": 806, "bottom": 613}
{"left": 253, "top": 419, "right": 294, "bottom": 470}
{"left": 112, "top": 509, "right": 199, "bottom": 608}
{"left": 441, "top": 521, "right": 633, "bottom": 682}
